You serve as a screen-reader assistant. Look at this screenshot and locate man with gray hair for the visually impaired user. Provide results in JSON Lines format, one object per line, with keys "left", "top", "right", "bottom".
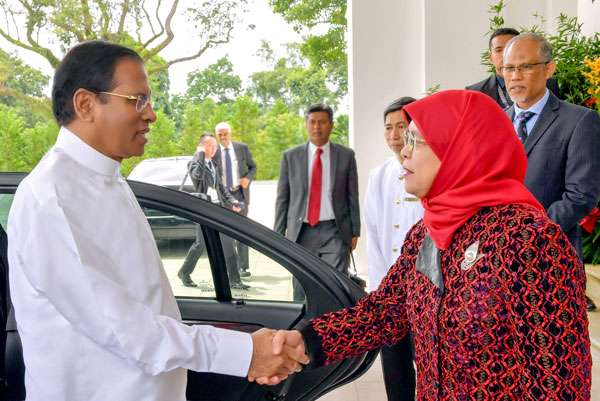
{"left": 213, "top": 122, "right": 257, "bottom": 277}
{"left": 503, "top": 33, "right": 600, "bottom": 310}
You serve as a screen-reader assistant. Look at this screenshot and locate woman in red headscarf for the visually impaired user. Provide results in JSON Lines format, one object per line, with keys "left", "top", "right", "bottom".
{"left": 289, "top": 90, "right": 591, "bottom": 400}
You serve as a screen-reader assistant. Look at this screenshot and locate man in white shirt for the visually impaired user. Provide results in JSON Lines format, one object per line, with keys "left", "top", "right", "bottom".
{"left": 363, "top": 97, "right": 423, "bottom": 401}
{"left": 7, "top": 40, "right": 306, "bottom": 401}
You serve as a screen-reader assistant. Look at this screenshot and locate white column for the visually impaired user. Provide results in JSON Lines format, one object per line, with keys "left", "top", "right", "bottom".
{"left": 348, "top": 0, "right": 425, "bottom": 276}
{"left": 578, "top": 0, "right": 600, "bottom": 37}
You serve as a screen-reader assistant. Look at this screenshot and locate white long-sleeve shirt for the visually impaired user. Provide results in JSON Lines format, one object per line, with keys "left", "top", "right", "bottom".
{"left": 7, "top": 127, "right": 252, "bottom": 401}
{"left": 364, "top": 158, "right": 424, "bottom": 291}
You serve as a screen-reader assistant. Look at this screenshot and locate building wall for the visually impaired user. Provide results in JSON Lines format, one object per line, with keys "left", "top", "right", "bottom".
{"left": 348, "top": 0, "right": 593, "bottom": 278}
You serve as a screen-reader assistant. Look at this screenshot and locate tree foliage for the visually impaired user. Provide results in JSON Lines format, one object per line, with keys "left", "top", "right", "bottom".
{"left": 0, "top": 0, "right": 247, "bottom": 75}
{"left": 269, "top": 0, "right": 347, "bottom": 96}
{"left": 187, "top": 57, "right": 242, "bottom": 103}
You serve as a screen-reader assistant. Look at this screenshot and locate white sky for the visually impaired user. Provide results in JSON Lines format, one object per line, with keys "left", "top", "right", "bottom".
{"left": 0, "top": 0, "right": 302, "bottom": 95}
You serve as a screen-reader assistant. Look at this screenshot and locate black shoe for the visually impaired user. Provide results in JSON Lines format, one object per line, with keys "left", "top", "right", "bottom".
{"left": 239, "top": 270, "right": 251, "bottom": 278}
{"left": 231, "top": 282, "right": 250, "bottom": 290}
{"left": 179, "top": 273, "right": 197, "bottom": 287}
{"left": 586, "top": 296, "right": 596, "bottom": 311}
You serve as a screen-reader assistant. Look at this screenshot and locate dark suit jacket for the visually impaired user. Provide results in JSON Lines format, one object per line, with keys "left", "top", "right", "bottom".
{"left": 214, "top": 141, "right": 257, "bottom": 204}
{"left": 1, "top": 222, "right": 9, "bottom": 373}
{"left": 188, "top": 151, "right": 241, "bottom": 209}
{"left": 274, "top": 142, "right": 360, "bottom": 246}
{"left": 467, "top": 75, "right": 559, "bottom": 107}
{"left": 506, "top": 92, "right": 600, "bottom": 258}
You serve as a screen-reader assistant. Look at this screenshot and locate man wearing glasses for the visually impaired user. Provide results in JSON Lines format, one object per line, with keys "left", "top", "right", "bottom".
{"left": 502, "top": 33, "right": 600, "bottom": 310}
{"left": 6, "top": 41, "right": 305, "bottom": 401}
{"left": 466, "top": 27, "right": 558, "bottom": 108}
{"left": 363, "top": 97, "right": 423, "bottom": 401}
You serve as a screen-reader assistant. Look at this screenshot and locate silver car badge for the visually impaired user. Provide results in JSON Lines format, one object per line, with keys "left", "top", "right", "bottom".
{"left": 460, "top": 241, "right": 484, "bottom": 270}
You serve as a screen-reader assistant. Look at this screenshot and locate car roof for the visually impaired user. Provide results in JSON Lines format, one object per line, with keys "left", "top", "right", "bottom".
{"left": 128, "top": 156, "right": 194, "bottom": 188}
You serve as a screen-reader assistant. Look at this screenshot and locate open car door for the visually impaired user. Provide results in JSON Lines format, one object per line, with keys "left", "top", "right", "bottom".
{"left": 0, "top": 173, "right": 377, "bottom": 401}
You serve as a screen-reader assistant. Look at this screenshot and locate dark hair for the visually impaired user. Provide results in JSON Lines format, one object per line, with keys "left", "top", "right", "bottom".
{"left": 383, "top": 97, "right": 416, "bottom": 122}
{"left": 489, "top": 27, "right": 520, "bottom": 49}
{"left": 305, "top": 104, "right": 334, "bottom": 123}
{"left": 52, "top": 40, "right": 143, "bottom": 126}
{"left": 199, "top": 133, "right": 216, "bottom": 145}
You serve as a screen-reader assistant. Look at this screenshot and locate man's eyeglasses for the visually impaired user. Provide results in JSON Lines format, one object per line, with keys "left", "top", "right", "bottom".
{"left": 403, "top": 129, "right": 427, "bottom": 154}
{"left": 500, "top": 62, "right": 549, "bottom": 75}
{"left": 98, "top": 91, "right": 152, "bottom": 112}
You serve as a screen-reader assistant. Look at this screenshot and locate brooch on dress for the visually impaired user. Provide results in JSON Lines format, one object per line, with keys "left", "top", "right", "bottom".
{"left": 460, "top": 241, "right": 485, "bottom": 270}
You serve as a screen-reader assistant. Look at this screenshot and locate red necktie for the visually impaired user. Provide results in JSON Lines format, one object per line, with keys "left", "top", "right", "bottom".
{"left": 308, "top": 148, "right": 323, "bottom": 226}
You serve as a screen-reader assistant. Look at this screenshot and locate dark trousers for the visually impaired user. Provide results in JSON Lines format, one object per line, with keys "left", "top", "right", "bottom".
{"left": 381, "top": 334, "right": 416, "bottom": 401}
{"left": 293, "top": 220, "right": 350, "bottom": 300}
{"left": 230, "top": 188, "right": 249, "bottom": 271}
{"left": 178, "top": 226, "right": 242, "bottom": 285}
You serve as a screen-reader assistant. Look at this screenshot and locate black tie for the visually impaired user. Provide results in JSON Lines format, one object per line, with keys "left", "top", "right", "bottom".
{"left": 516, "top": 111, "right": 535, "bottom": 143}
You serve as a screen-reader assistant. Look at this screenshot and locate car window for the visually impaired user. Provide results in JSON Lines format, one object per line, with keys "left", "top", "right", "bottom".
{"left": 219, "top": 232, "right": 306, "bottom": 303}
{"left": 0, "top": 193, "right": 14, "bottom": 228}
{"left": 142, "top": 207, "right": 217, "bottom": 298}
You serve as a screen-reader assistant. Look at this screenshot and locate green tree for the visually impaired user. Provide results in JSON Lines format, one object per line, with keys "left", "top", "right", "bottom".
{"left": 0, "top": 105, "right": 27, "bottom": 171}
{"left": 176, "top": 99, "right": 230, "bottom": 155}
{"left": 229, "top": 96, "right": 262, "bottom": 151}
{"left": 21, "top": 121, "right": 60, "bottom": 170}
{"left": 121, "top": 111, "right": 177, "bottom": 175}
{"left": 269, "top": 0, "right": 347, "bottom": 96}
{"left": 0, "top": 49, "right": 52, "bottom": 124}
{"left": 187, "top": 57, "right": 242, "bottom": 103}
{"left": 330, "top": 114, "right": 348, "bottom": 146}
{"left": 255, "top": 100, "right": 305, "bottom": 179}
{"left": 249, "top": 56, "right": 337, "bottom": 112}
{"left": 0, "top": 0, "right": 247, "bottom": 75}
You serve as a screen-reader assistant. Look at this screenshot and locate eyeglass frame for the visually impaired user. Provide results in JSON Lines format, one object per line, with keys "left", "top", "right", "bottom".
{"left": 96, "top": 91, "right": 153, "bottom": 112}
{"left": 403, "top": 129, "right": 427, "bottom": 154}
{"left": 500, "top": 61, "right": 549, "bottom": 75}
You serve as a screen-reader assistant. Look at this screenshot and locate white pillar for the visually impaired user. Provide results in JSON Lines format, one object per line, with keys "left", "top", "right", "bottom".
{"left": 578, "top": 0, "right": 600, "bottom": 37}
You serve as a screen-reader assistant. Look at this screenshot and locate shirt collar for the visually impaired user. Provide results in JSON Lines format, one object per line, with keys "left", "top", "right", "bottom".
{"left": 308, "top": 141, "right": 330, "bottom": 155}
{"left": 55, "top": 126, "right": 121, "bottom": 177}
{"left": 220, "top": 143, "right": 233, "bottom": 152}
{"left": 514, "top": 89, "right": 550, "bottom": 116}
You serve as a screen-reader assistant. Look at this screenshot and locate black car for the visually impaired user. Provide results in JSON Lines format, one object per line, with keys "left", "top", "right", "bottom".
{"left": 0, "top": 173, "right": 376, "bottom": 401}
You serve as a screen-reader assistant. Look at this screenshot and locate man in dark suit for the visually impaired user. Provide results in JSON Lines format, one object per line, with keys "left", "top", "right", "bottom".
{"left": 0, "top": 222, "right": 9, "bottom": 386}
{"left": 503, "top": 33, "right": 600, "bottom": 309}
{"left": 178, "top": 134, "right": 249, "bottom": 290}
{"left": 275, "top": 104, "right": 360, "bottom": 299}
{"left": 467, "top": 27, "right": 559, "bottom": 108}
{"left": 213, "top": 122, "right": 257, "bottom": 278}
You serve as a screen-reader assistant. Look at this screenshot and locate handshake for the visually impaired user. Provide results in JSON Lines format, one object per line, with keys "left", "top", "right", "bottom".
{"left": 248, "top": 328, "right": 310, "bottom": 385}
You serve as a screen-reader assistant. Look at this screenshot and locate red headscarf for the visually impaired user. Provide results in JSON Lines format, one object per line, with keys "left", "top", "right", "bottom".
{"left": 403, "top": 90, "right": 544, "bottom": 250}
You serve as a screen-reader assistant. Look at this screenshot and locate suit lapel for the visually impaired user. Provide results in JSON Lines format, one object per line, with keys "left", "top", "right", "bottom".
{"left": 233, "top": 142, "right": 243, "bottom": 164}
{"left": 300, "top": 143, "right": 309, "bottom": 192}
{"left": 524, "top": 94, "right": 560, "bottom": 155}
{"left": 483, "top": 76, "right": 500, "bottom": 103}
{"left": 329, "top": 142, "right": 337, "bottom": 192}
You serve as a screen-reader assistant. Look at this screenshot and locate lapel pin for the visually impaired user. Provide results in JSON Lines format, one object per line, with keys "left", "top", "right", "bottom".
{"left": 460, "top": 241, "right": 485, "bottom": 270}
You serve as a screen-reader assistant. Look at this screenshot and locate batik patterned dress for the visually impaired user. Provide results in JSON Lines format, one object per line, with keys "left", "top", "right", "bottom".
{"left": 300, "top": 204, "right": 591, "bottom": 401}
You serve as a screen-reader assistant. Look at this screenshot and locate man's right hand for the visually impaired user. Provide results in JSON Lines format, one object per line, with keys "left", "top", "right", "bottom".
{"left": 248, "top": 329, "right": 309, "bottom": 385}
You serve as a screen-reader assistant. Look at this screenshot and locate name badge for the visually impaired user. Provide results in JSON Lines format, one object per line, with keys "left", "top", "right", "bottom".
{"left": 207, "top": 187, "right": 219, "bottom": 203}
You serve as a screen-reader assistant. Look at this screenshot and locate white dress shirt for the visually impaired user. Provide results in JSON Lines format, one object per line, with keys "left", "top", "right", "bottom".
{"left": 305, "top": 141, "right": 335, "bottom": 222}
{"left": 8, "top": 127, "right": 252, "bottom": 401}
{"left": 364, "top": 158, "right": 424, "bottom": 291}
{"left": 219, "top": 143, "right": 240, "bottom": 188}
